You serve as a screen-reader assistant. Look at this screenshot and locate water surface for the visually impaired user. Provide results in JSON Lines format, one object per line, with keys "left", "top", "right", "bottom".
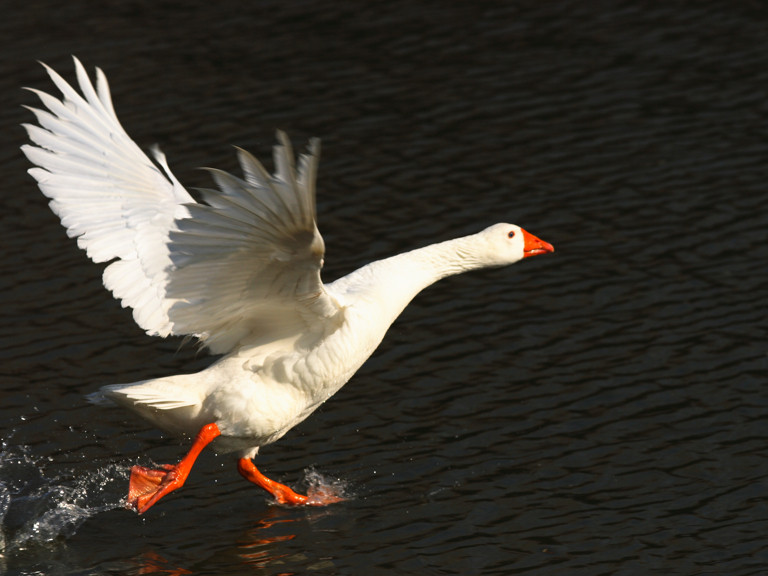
{"left": 1, "top": 1, "right": 767, "bottom": 574}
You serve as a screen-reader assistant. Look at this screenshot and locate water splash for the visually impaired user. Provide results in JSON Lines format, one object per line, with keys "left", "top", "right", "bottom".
{"left": 300, "top": 467, "right": 351, "bottom": 506}
{"left": 0, "top": 444, "right": 128, "bottom": 555}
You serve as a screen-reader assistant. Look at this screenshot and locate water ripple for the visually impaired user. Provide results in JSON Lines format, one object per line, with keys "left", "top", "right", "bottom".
{"left": 2, "top": 0, "right": 768, "bottom": 574}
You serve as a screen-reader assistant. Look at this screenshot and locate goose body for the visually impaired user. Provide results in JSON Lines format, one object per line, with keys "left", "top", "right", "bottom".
{"left": 22, "top": 58, "right": 554, "bottom": 513}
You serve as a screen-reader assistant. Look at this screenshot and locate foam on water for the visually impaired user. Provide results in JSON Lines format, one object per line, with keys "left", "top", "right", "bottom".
{"left": 0, "top": 444, "right": 128, "bottom": 555}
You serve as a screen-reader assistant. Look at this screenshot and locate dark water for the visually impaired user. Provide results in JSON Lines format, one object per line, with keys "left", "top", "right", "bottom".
{"left": 1, "top": 0, "right": 767, "bottom": 574}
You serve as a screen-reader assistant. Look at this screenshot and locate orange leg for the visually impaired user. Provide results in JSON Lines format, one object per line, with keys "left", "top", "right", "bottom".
{"left": 127, "top": 422, "right": 221, "bottom": 514}
{"left": 237, "top": 458, "right": 309, "bottom": 505}
{"left": 237, "top": 458, "right": 345, "bottom": 506}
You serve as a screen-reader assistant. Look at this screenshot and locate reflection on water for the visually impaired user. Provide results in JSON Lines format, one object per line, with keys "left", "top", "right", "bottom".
{"left": 115, "top": 493, "right": 344, "bottom": 575}
{"left": 235, "top": 505, "right": 344, "bottom": 574}
{"left": 133, "top": 551, "right": 193, "bottom": 576}
{"left": 238, "top": 509, "right": 304, "bottom": 570}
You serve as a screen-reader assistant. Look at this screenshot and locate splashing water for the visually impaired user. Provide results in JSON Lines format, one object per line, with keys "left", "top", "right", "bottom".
{"left": 0, "top": 444, "right": 128, "bottom": 555}
{"left": 300, "top": 467, "right": 351, "bottom": 506}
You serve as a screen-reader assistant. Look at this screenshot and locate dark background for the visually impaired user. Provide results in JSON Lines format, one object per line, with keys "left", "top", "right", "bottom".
{"left": 1, "top": 1, "right": 767, "bottom": 574}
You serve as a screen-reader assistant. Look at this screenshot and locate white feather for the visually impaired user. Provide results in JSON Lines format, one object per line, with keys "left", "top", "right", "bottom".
{"left": 22, "top": 57, "right": 340, "bottom": 353}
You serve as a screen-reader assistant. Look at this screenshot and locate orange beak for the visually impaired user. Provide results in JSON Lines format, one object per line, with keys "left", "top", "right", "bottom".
{"left": 521, "top": 229, "right": 555, "bottom": 258}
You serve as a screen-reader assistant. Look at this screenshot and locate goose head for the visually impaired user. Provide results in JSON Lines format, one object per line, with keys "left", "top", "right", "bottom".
{"left": 473, "top": 223, "right": 554, "bottom": 267}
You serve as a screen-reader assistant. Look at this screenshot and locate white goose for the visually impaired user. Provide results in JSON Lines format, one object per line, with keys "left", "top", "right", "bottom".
{"left": 21, "top": 58, "right": 554, "bottom": 514}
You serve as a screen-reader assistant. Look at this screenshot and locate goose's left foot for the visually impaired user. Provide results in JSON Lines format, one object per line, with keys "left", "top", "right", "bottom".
{"left": 237, "top": 458, "right": 344, "bottom": 506}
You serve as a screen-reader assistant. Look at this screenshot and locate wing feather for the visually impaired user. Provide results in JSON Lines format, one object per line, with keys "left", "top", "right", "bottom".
{"left": 22, "top": 57, "right": 193, "bottom": 337}
{"left": 23, "top": 58, "right": 341, "bottom": 354}
{"left": 166, "top": 137, "right": 340, "bottom": 353}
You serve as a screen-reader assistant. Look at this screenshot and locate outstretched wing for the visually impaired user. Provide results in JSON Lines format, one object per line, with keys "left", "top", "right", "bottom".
{"left": 166, "top": 136, "right": 342, "bottom": 353}
{"left": 22, "top": 57, "right": 341, "bottom": 355}
{"left": 22, "top": 57, "right": 193, "bottom": 337}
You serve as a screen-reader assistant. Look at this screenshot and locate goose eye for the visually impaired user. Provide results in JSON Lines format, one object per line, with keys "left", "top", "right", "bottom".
{"left": 507, "top": 230, "right": 516, "bottom": 239}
